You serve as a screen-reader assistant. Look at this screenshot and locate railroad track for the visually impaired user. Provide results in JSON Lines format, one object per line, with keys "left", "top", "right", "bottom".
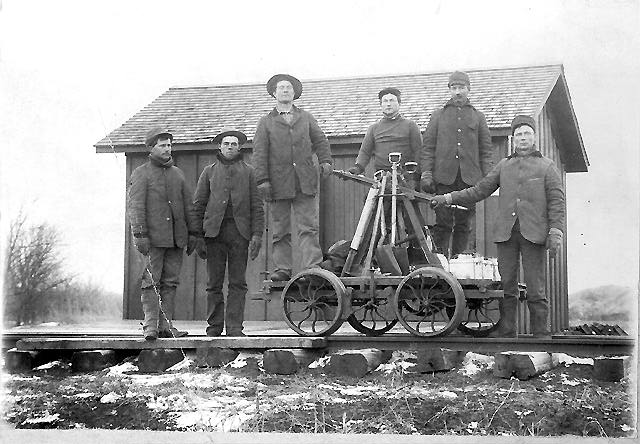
{"left": 4, "top": 332, "right": 635, "bottom": 357}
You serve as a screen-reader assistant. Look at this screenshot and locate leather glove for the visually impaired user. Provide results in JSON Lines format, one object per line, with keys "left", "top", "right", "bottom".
{"left": 429, "top": 195, "right": 449, "bottom": 209}
{"left": 320, "top": 162, "right": 333, "bottom": 179}
{"left": 420, "top": 172, "right": 436, "bottom": 194}
{"left": 347, "top": 164, "right": 364, "bottom": 175}
{"left": 257, "top": 182, "right": 272, "bottom": 202}
{"left": 545, "top": 228, "right": 563, "bottom": 256}
{"left": 134, "top": 236, "right": 150, "bottom": 256}
{"left": 249, "top": 234, "right": 262, "bottom": 260}
{"left": 195, "top": 237, "right": 207, "bottom": 260}
{"left": 186, "top": 235, "right": 198, "bottom": 256}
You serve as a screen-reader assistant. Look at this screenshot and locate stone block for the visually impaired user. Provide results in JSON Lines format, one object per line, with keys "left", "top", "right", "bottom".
{"left": 137, "top": 349, "right": 184, "bottom": 373}
{"left": 71, "top": 350, "right": 118, "bottom": 372}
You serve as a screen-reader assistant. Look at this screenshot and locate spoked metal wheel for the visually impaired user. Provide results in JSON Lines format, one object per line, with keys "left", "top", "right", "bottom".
{"left": 347, "top": 286, "right": 398, "bottom": 336}
{"left": 281, "top": 269, "right": 346, "bottom": 336}
{"left": 446, "top": 298, "right": 501, "bottom": 337}
{"left": 393, "top": 267, "right": 465, "bottom": 337}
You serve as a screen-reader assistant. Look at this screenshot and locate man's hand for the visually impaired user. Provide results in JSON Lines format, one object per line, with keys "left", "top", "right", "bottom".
{"left": 258, "top": 182, "right": 272, "bottom": 202}
{"left": 420, "top": 172, "right": 436, "bottom": 193}
{"left": 195, "top": 237, "right": 207, "bottom": 259}
{"left": 320, "top": 162, "right": 333, "bottom": 179}
{"left": 429, "top": 195, "right": 448, "bottom": 209}
{"left": 186, "top": 235, "right": 198, "bottom": 256}
{"left": 249, "top": 235, "right": 262, "bottom": 260}
{"left": 134, "top": 236, "right": 150, "bottom": 256}
{"left": 347, "top": 164, "right": 363, "bottom": 175}
{"left": 545, "top": 228, "right": 563, "bottom": 256}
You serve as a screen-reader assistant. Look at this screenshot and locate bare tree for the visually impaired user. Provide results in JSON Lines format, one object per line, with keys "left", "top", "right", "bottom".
{"left": 4, "top": 212, "right": 71, "bottom": 325}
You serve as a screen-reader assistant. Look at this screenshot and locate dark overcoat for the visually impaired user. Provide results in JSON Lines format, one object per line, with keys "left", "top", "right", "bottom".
{"left": 252, "top": 105, "right": 332, "bottom": 200}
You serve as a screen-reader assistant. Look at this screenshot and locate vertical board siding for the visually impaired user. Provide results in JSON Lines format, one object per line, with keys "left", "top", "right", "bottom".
{"left": 123, "top": 129, "right": 570, "bottom": 330}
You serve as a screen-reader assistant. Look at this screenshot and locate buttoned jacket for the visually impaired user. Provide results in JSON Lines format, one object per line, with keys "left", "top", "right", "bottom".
{"left": 450, "top": 152, "right": 565, "bottom": 244}
{"left": 192, "top": 155, "right": 264, "bottom": 240}
{"left": 421, "top": 99, "right": 493, "bottom": 185}
{"left": 253, "top": 105, "right": 332, "bottom": 200}
{"left": 127, "top": 159, "right": 198, "bottom": 248}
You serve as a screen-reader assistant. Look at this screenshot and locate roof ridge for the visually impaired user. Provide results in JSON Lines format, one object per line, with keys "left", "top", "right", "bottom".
{"left": 169, "top": 63, "right": 564, "bottom": 90}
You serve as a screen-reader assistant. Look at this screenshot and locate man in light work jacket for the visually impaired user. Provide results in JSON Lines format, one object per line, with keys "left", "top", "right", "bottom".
{"left": 348, "top": 87, "right": 422, "bottom": 175}
{"left": 421, "top": 71, "right": 494, "bottom": 257}
{"left": 253, "top": 74, "right": 333, "bottom": 282}
{"left": 127, "top": 127, "right": 199, "bottom": 340}
{"left": 192, "top": 129, "right": 264, "bottom": 336}
{"left": 431, "top": 115, "right": 565, "bottom": 337}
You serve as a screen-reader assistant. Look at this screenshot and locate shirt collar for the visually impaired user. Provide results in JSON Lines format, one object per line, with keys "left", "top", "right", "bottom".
{"left": 445, "top": 98, "right": 472, "bottom": 108}
{"left": 507, "top": 150, "right": 543, "bottom": 159}
{"left": 382, "top": 112, "right": 402, "bottom": 121}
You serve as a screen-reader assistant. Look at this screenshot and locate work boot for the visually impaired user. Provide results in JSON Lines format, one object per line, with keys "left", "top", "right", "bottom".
{"left": 158, "top": 286, "right": 188, "bottom": 338}
{"left": 488, "top": 295, "right": 519, "bottom": 338}
{"left": 226, "top": 329, "right": 245, "bottom": 337}
{"left": 141, "top": 288, "right": 160, "bottom": 341}
{"left": 269, "top": 269, "right": 291, "bottom": 282}
{"left": 528, "top": 300, "right": 551, "bottom": 338}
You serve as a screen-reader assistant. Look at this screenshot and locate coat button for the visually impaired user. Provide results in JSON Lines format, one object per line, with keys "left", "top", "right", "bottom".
{"left": 455, "top": 155, "right": 459, "bottom": 159}
{"left": 457, "top": 142, "right": 461, "bottom": 146}
{"left": 457, "top": 129, "right": 461, "bottom": 132}
{"left": 293, "top": 163, "right": 296, "bottom": 166}
{"left": 166, "top": 217, "right": 170, "bottom": 221}
{"left": 168, "top": 200, "right": 171, "bottom": 204}
{"left": 512, "top": 212, "right": 516, "bottom": 216}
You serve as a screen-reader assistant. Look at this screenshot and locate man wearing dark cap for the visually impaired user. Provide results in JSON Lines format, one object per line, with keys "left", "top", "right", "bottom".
{"left": 253, "top": 74, "right": 333, "bottom": 282}
{"left": 348, "top": 87, "right": 422, "bottom": 174}
{"left": 421, "top": 71, "right": 494, "bottom": 257}
{"left": 431, "top": 115, "right": 565, "bottom": 337}
{"left": 192, "top": 129, "right": 264, "bottom": 336}
{"left": 127, "top": 127, "right": 199, "bottom": 340}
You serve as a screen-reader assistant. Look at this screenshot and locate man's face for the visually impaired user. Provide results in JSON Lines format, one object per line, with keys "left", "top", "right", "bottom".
{"left": 513, "top": 125, "right": 536, "bottom": 155}
{"left": 449, "top": 84, "right": 469, "bottom": 104}
{"left": 274, "top": 80, "right": 295, "bottom": 104}
{"left": 380, "top": 93, "right": 400, "bottom": 117}
{"left": 219, "top": 135, "right": 241, "bottom": 159}
{"left": 150, "top": 136, "right": 172, "bottom": 161}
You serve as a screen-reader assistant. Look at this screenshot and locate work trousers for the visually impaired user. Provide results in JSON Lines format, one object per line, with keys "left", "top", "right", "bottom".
{"left": 205, "top": 219, "right": 249, "bottom": 335}
{"left": 497, "top": 227, "right": 549, "bottom": 334}
{"left": 433, "top": 171, "right": 475, "bottom": 257}
{"left": 140, "top": 246, "right": 183, "bottom": 290}
{"left": 271, "top": 193, "right": 323, "bottom": 273}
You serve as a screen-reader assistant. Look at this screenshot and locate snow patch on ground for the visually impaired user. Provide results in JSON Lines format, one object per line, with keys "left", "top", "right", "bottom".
{"left": 33, "top": 360, "right": 63, "bottom": 370}
{"left": 458, "top": 352, "right": 494, "bottom": 376}
{"left": 106, "top": 361, "right": 138, "bottom": 375}
{"left": 308, "top": 356, "right": 330, "bottom": 369}
{"left": 227, "top": 352, "right": 262, "bottom": 369}
{"left": 23, "top": 412, "right": 60, "bottom": 424}
{"left": 553, "top": 353, "right": 594, "bottom": 366}
{"left": 376, "top": 350, "right": 417, "bottom": 373}
{"left": 100, "top": 392, "right": 122, "bottom": 403}
{"left": 166, "top": 358, "right": 193, "bottom": 372}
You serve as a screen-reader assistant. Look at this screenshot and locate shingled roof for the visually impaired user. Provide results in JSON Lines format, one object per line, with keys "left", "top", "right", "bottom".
{"left": 95, "top": 64, "right": 588, "bottom": 171}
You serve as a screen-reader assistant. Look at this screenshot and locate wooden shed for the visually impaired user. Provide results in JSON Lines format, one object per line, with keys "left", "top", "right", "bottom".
{"left": 95, "top": 64, "right": 588, "bottom": 334}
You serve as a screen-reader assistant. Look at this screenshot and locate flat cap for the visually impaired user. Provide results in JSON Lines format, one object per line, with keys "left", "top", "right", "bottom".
{"left": 378, "top": 87, "right": 401, "bottom": 102}
{"left": 266, "top": 74, "right": 303, "bottom": 99}
{"left": 213, "top": 128, "right": 247, "bottom": 145}
{"left": 145, "top": 126, "right": 173, "bottom": 147}
{"left": 448, "top": 71, "right": 470, "bottom": 87}
{"left": 511, "top": 115, "right": 537, "bottom": 135}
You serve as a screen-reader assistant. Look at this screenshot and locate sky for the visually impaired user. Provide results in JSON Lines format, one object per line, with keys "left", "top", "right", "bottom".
{"left": 1, "top": 0, "right": 639, "bottom": 297}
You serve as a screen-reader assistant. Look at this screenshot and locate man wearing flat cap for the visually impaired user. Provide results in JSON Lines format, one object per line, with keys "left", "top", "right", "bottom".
{"left": 192, "top": 129, "right": 264, "bottom": 336}
{"left": 127, "top": 126, "right": 199, "bottom": 340}
{"left": 421, "top": 71, "right": 494, "bottom": 258}
{"left": 431, "top": 115, "right": 565, "bottom": 337}
{"left": 253, "top": 74, "right": 333, "bottom": 282}
{"left": 348, "top": 87, "right": 422, "bottom": 175}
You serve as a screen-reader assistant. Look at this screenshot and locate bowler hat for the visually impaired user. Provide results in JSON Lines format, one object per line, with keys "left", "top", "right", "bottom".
{"left": 145, "top": 126, "right": 173, "bottom": 147}
{"left": 511, "top": 115, "right": 537, "bottom": 135}
{"left": 378, "top": 87, "right": 402, "bottom": 102}
{"left": 266, "top": 74, "right": 303, "bottom": 99}
{"left": 213, "top": 129, "right": 248, "bottom": 145}
{"left": 448, "top": 71, "right": 470, "bottom": 87}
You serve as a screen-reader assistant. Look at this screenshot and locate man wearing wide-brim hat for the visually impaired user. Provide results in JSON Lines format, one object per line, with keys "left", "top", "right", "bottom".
{"left": 127, "top": 126, "right": 200, "bottom": 340}
{"left": 431, "top": 115, "right": 565, "bottom": 338}
{"left": 420, "top": 71, "right": 494, "bottom": 258}
{"left": 192, "top": 128, "right": 264, "bottom": 336}
{"left": 253, "top": 74, "right": 333, "bottom": 282}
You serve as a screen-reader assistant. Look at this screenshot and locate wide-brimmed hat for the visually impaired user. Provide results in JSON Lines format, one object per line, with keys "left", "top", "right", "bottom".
{"left": 510, "top": 115, "right": 537, "bottom": 135}
{"left": 378, "top": 87, "right": 401, "bottom": 102}
{"left": 213, "top": 129, "right": 247, "bottom": 145}
{"left": 145, "top": 126, "right": 173, "bottom": 147}
{"left": 266, "top": 74, "right": 303, "bottom": 99}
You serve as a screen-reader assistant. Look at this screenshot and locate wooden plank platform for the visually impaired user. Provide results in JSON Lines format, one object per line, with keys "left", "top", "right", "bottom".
{"left": 16, "top": 336, "right": 326, "bottom": 351}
